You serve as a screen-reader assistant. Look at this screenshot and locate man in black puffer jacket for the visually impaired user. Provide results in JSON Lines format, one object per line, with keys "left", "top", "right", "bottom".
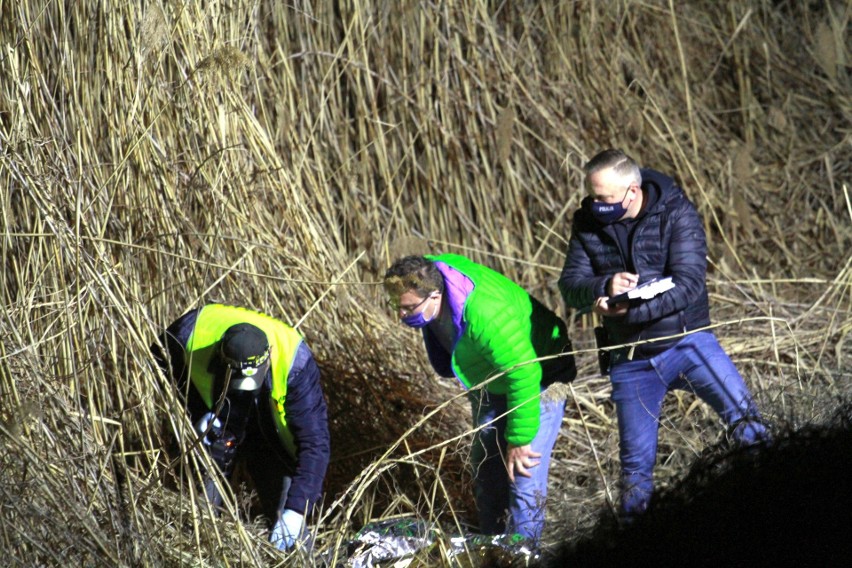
{"left": 559, "top": 148, "right": 769, "bottom": 519}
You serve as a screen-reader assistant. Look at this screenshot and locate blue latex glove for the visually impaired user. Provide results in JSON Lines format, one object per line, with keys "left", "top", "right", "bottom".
{"left": 194, "top": 412, "right": 221, "bottom": 446}
{"left": 270, "top": 509, "right": 304, "bottom": 550}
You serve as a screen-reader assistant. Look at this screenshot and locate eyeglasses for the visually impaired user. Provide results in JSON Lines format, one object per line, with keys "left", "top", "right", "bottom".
{"left": 387, "top": 294, "right": 433, "bottom": 316}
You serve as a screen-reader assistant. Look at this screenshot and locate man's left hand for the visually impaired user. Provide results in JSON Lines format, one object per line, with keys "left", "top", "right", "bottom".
{"left": 593, "top": 296, "right": 628, "bottom": 317}
{"left": 271, "top": 509, "right": 304, "bottom": 551}
{"left": 506, "top": 444, "right": 541, "bottom": 483}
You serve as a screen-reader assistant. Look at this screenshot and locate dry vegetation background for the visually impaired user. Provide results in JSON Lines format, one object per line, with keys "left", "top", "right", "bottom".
{"left": 1, "top": 0, "right": 850, "bottom": 566}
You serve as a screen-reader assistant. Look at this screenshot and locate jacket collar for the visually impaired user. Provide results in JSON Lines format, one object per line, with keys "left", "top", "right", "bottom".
{"left": 421, "top": 260, "right": 474, "bottom": 379}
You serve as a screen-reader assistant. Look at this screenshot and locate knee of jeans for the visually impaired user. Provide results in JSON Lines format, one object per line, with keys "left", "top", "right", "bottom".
{"left": 512, "top": 474, "right": 548, "bottom": 502}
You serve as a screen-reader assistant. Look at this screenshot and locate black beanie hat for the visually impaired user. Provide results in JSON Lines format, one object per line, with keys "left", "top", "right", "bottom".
{"left": 220, "top": 323, "right": 269, "bottom": 367}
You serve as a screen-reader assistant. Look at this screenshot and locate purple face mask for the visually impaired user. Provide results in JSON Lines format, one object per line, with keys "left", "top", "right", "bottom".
{"left": 401, "top": 295, "right": 438, "bottom": 328}
{"left": 591, "top": 187, "right": 632, "bottom": 224}
{"left": 401, "top": 311, "right": 432, "bottom": 328}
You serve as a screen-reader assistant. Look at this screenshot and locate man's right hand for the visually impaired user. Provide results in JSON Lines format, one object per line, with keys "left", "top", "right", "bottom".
{"left": 194, "top": 412, "right": 222, "bottom": 446}
{"left": 608, "top": 272, "right": 639, "bottom": 296}
{"left": 594, "top": 272, "right": 638, "bottom": 317}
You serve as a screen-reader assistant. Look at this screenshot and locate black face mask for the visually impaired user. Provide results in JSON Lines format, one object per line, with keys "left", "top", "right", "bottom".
{"left": 591, "top": 187, "right": 632, "bottom": 224}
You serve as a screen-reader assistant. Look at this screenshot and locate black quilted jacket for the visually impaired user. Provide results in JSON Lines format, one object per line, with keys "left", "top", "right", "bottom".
{"left": 558, "top": 169, "right": 711, "bottom": 356}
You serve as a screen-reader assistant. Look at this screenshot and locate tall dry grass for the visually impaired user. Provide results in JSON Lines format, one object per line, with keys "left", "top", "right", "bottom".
{"left": 1, "top": 0, "right": 850, "bottom": 565}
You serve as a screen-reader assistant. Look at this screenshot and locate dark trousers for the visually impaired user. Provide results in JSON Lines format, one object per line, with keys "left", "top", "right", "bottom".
{"left": 201, "top": 420, "right": 295, "bottom": 524}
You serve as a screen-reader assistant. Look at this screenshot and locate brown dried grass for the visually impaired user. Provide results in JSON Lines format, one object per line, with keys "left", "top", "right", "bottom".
{"left": 1, "top": 0, "right": 850, "bottom": 565}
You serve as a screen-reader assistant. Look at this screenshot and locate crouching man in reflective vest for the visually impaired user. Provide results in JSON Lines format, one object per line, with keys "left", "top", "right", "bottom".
{"left": 152, "top": 304, "right": 330, "bottom": 551}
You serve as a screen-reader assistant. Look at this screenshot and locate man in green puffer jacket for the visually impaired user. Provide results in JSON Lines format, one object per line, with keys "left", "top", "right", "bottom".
{"left": 384, "top": 254, "right": 576, "bottom": 543}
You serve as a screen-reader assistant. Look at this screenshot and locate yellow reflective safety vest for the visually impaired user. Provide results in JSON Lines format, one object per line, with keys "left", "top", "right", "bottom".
{"left": 185, "top": 304, "right": 303, "bottom": 456}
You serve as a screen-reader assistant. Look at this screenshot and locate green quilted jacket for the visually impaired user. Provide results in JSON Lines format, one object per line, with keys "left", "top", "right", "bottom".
{"left": 422, "top": 254, "right": 575, "bottom": 445}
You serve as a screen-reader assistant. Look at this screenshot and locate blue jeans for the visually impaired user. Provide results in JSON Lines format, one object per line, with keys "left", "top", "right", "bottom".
{"left": 610, "top": 331, "right": 768, "bottom": 517}
{"left": 468, "top": 388, "right": 565, "bottom": 542}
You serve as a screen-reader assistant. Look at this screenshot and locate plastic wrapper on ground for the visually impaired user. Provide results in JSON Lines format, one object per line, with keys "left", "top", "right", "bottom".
{"left": 326, "top": 517, "right": 540, "bottom": 567}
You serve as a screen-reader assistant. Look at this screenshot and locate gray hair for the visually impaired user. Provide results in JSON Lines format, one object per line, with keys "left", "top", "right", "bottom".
{"left": 583, "top": 148, "right": 642, "bottom": 186}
